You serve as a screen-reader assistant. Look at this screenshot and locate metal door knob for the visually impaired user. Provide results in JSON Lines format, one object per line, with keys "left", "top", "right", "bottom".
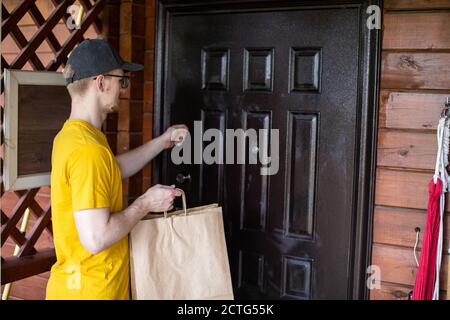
{"left": 176, "top": 172, "right": 191, "bottom": 184}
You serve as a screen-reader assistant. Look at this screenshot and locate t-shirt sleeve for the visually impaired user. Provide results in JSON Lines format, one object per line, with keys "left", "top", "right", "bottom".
{"left": 67, "top": 144, "right": 113, "bottom": 212}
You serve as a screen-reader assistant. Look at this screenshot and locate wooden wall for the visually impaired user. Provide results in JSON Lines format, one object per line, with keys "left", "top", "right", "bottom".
{"left": 370, "top": 0, "right": 450, "bottom": 300}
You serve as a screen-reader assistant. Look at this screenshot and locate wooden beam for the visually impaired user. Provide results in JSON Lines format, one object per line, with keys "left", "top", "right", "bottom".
{"left": 381, "top": 52, "right": 450, "bottom": 90}
{"left": 1, "top": 248, "right": 56, "bottom": 284}
{"left": 0, "top": 59, "right": 7, "bottom": 93}
{"left": 377, "top": 130, "right": 436, "bottom": 170}
{"left": 28, "top": 3, "right": 62, "bottom": 54}
{"left": 9, "top": 0, "right": 75, "bottom": 70}
{"left": 1, "top": 210, "right": 9, "bottom": 225}
{"left": 384, "top": 0, "right": 450, "bottom": 10}
{"left": 1, "top": 56, "right": 9, "bottom": 69}
{"left": 371, "top": 243, "right": 448, "bottom": 289}
{"left": 47, "top": 0, "right": 107, "bottom": 71}
{"left": 373, "top": 206, "right": 450, "bottom": 249}
{"left": 18, "top": 205, "right": 52, "bottom": 257}
{"left": 4, "top": 223, "right": 28, "bottom": 247}
{"left": 10, "top": 29, "right": 45, "bottom": 70}
{"left": 1, "top": 189, "right": 38, "bottom": 246}
{"left": 370, "top": 282, "right": 448, "bottom": 300}
{"left": 1, "top": 0, "right": 36, "bottom": 41}
{"left": 1, "top": 210, "right": 28, "bottom": 247}
{"left": 370, "top": 282, "right": 412, "bottom": 300}
{"left": 26, "top": 198, "right": 53, "bottom": 235}
{"left": 379, "top": 91, "right": 449, "bottom": 131}
{"left": 1, "top": 4, "right": 44, "bottom": 70}
{"left": 375, "top": 168, "right": 450, "bottom": 211}
{"left": 383, "top": 12, "right": 450, "bottom": 50}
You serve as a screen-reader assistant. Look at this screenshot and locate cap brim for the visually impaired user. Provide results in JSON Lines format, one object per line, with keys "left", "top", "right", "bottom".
{"left": 122, "top": 61, "right": 144, "bottom": 72}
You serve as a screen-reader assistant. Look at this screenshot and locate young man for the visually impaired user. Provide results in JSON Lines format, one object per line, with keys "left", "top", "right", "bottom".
{"left": 46, "top": 38, "right": 187, "bottom": 299}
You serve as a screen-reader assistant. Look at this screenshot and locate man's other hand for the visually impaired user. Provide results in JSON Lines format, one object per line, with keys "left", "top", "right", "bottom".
{"left": 136, "top": 184, "right": 182, "bottom": 213}
{"left": 159, "top": 124, "right": 189, "bottom": 149}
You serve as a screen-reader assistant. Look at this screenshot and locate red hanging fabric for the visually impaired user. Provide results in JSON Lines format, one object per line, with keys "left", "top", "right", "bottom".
{"left": 412, "top": 178, "right": 442, "bottom": 300}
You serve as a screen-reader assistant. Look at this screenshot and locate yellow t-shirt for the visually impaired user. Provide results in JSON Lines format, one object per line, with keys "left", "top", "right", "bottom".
{"left": 46, "top": 119, "right": 129, "bottom": 300}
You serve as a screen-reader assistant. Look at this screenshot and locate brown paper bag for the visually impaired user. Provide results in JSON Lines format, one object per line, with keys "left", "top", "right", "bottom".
{"left": 129, "top": 191, "right": 234, "bottom": 300}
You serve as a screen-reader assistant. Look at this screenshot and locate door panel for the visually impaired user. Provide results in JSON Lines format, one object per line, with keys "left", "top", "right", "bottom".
{"left": 155, "top": 0, "right": 380, "bottom": 300}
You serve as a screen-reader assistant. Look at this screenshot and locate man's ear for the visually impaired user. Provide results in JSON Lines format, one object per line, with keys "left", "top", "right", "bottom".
{"left": 94, "top": 75, "right": 105, "bottom": 92}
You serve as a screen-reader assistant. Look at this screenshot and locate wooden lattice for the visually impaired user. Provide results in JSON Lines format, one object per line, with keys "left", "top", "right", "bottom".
{"left": 1, "top": 0, "right": 107, "bottom": 285}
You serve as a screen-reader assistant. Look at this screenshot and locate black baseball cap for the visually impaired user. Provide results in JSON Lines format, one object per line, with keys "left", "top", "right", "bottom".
{"left": 65, "top": 38, "right": 143, "bottom": 85}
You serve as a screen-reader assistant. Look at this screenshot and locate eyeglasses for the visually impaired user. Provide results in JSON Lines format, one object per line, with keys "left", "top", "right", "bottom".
{"left": 93, "top": 74, "right": 130, "bottom": 89}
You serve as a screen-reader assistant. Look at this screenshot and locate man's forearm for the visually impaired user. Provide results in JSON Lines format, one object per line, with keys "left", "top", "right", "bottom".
{"left": 116, "top": 136, "right": 165, "bottom": 179}
{"left": 75, "top": 185, "right": 177, "bottom": 255}
{"left": 93, "top": 202, "right": 148, "bottom": 254}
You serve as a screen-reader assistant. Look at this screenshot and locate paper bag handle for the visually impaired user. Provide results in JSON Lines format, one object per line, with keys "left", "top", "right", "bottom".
{"left": 163, "top": 188, "right": 187, "bottom": 218}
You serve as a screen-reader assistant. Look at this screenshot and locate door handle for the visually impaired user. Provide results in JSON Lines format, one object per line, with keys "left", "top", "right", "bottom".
{"left": 176, "top": 172, "right": 191, "bottom": 185}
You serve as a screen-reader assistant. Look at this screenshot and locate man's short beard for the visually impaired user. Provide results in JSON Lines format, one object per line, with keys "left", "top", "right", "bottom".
{"left": 104, "top": 103, "right": 119, "bottom": 113}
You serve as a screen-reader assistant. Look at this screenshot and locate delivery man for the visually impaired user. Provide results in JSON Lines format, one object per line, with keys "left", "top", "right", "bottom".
{"left": 46, "top": 38, "right": 187, "bottom": 299}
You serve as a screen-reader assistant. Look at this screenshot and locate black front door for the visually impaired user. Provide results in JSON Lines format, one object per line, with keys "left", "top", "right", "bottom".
{"left": 153, "top": 0, "right": 380, "bottom": 299}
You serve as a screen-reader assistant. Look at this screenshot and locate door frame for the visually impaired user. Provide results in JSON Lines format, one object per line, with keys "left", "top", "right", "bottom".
{"left": 152, "top": 0, "right": 382, "bottom": 299}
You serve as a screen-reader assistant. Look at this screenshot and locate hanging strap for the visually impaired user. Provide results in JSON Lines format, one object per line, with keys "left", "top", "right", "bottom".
{"left": 431, "top": 116, "right": 450, "bottom": 300}
{"left": 433, "top": 118, "right": 445, "bottom": 184}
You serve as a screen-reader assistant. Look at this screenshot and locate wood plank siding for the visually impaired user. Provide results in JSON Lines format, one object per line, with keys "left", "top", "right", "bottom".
{"left": 370, "top": 0, "right": 450, "bottom": 300}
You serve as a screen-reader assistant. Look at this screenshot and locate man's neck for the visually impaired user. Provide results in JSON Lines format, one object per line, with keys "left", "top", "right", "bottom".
{"left": 69, "top": 99, "right": 106, "bottom": 130}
